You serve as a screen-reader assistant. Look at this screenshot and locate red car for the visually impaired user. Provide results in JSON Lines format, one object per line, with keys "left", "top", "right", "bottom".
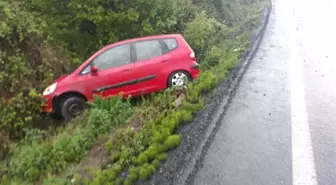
{"left": 42, "top": 34, "right": 199, "bottom": 120}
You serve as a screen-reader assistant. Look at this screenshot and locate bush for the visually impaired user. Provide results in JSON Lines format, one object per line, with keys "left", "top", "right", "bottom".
{"left": 156, "top": 153, "right": 168, "bottom": 161}
{"left": 0, "top": 89, "right": 42, "bottom": 136}
{"left": 184, "top": 11, "right": 232, "bottom": 61}
{"left": 7, "top": 96, "right": 133, "bottom": 181}
{"left": 128, "top": 167, "right": 139, "bottom": 182}
{"left": 0, "top": 176, "right": 10, "bottom": 185}
{"left": 137, "top": 153, "right": 148, "bottom": 165}
{"left": 144, "top": 148, "right": 159, "bottom": 161}
{"left": 124, "top": 180, "right": 132, "bottom": 185}
{"left": 203, "top": 46, "right": 226, "bottom": 68}
{"left": 152, "top": 159, "right": 160, "bottom": 169}
{"left": 0, "top": 132, "right": 9, "bottom": 160}
{"left": 0, "top": 1, "right": 72, "bottom": 136}
{"left": 138, "top": 167, "right": 150, "bottom": 180}
{"left": 163, "top": 135, "right": 182, "bottom": 151}
{"left": 42, "top": 177, "right": 69, "bottom": 185}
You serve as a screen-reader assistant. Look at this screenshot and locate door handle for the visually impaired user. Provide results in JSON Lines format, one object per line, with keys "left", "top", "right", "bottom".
{"left": 161, "top": 60, "right": 168, "bottom": 63}
{"left": 122, "top": 68, "right": 131, "bottom": 72}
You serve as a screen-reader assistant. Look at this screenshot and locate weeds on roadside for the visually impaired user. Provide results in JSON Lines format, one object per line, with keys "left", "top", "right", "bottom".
{"left": 4, "top": 96, "right": 133, "bottom": 182}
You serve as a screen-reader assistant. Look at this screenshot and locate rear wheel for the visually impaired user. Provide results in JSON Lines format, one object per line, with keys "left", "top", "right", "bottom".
{"left": 168, "top": 71, "right": 192, "bottom": 88}
{"left": 60, "top": 96, "right": 87, "bottom": 121}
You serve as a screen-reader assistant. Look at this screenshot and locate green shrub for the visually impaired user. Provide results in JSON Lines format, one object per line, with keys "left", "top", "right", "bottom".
{"left": 131, "top": 157, "right": 138, "bottom": 165}
{"left": 115, "top": 177, "right": 123, "bottom": 185}
{"left": 0, "top": 1, "right": 71, "bottom": 136}
{"left": 128, "top": 167, "right": 139, "bottom": 181}
{"left": 152, "top": 159, "right": 160, "bottom": 169}
{"left": 7, "top": 96, "right": 133, "bottom": 181}
{"left": 124, "top": 180, "right": 132, "bottom": 185}
{"left": 160, "top": 128, "right": 172, "bottom": 142}
{"left": 137, "top": 153, "right": 148, "bottom": 165}
{"left": 105, "top": 141, "right": 113, "bottom": 153}
{"left": 0, "top": 132, "right": 9, "bottom": 160}
{"left": 181, "top": 110, "right": 193, "bottom": 123}
{"left": 0, "top": 90, "right": 42, "bottom": 136}
{"left": 184, "top": 11, "right": 229, "bottom": 61}
{"left": 203, "top": 46, "right": 227, "bottom": 67}
{"left": 163, "top": 135, "right": 182, "bottom": 151}
{"left": 106, "top": 171, "right": 117, "bottom": 181}
{"left": 147, "top": 164, "right": 156, "bottom": 174}
{"left": 42, "top": 177, "right": 69, "bottom": 185}
{"left": 111, "top": 163, "right": 122, "bottom": 175}
{"left": 86, "top": 108, "right": 112, "bottom": 137}
{"left": 157, "top": 153, "right": 168, "bottom": 161}
{"left": 110, "top": 152, "right": 121, "bottom": 163}
{"left": 144, "top": 148, "right": 159, "bottom": 161}
{"left": 0, "top": 176, "right": 9, "bottom": 185}
{"left": 181, "top": 102, "right": 201, "bottom": 113}
{"left": 151, "top": 131, "right": 164, "bottom": 144}
{"left": 139, "top": 167, "right": 150, "bottom": 180}
{"left": 120, "top": 148, "right": 129, "bottom": 162}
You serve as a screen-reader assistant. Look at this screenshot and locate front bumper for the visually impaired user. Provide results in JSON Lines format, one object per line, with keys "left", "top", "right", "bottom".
{"left": 41, "top": 95, "right": 54, "bottom": 113}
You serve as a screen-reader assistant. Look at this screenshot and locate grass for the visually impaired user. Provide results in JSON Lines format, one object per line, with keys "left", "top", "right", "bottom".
{"left": 2, "top": 97, "right": 134, "bottom": 184}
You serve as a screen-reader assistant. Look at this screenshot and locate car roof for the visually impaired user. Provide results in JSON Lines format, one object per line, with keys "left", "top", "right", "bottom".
{"left": 105, "top": 34, "right": 182, "bottom": 48}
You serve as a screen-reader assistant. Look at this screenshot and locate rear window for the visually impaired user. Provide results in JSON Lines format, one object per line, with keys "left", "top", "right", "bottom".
{"left": 135, "top": 40, "right": 163, "bottom": 61}
{"left": 163, "top": 38, "right": 178, "bottom": 51}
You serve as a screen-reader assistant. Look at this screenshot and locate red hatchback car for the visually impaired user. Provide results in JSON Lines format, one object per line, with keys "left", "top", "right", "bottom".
{"left": 42, "top": 34, "right": 199, "bottom": 120}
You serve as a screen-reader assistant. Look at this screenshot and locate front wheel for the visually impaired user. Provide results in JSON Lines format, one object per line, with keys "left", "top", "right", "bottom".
{"left": 168, "top": 71, "right": 192, "bottom": 88}
{"left": 61, "top": 96, "right": 87, "bottom": 121}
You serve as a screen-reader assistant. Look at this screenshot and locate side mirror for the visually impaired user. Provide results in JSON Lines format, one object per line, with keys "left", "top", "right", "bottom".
{"left": 90, "top": 65, "right": 98, "bottom": 74}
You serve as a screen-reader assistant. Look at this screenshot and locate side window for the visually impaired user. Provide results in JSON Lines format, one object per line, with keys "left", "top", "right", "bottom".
{"left": 92, "top": 44, "right": 131, "bottom": 71}
{"left": 135, "top": 40, "right": 163, "bottom": 61}
{"left": 163, "top": 38, "right": 178, "bottom": 51}
{"left": 82, "top": 65, "right": 91, "bottom": 74}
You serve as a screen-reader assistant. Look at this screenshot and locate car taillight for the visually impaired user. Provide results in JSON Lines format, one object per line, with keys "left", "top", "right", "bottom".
{"left": 190, "top": 52, "right": 195, "bottom": 59}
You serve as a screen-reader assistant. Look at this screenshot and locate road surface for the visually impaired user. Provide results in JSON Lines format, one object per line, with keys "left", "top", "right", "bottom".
{"left": 193, "top": 0, "right": 336, "bottom": 184}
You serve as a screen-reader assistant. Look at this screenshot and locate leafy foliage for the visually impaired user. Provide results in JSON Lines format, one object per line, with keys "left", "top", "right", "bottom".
{"left": 0, "top": 0, "right": 71, "bottom": 135}
{"left": 0, "top": 0, "right": 262, "bottom": 136}
{"left": 183, "top": 11, "right": 230, "bottom": 60}
{"left": 7, "top": 97, "right": 133, "bottom": 181}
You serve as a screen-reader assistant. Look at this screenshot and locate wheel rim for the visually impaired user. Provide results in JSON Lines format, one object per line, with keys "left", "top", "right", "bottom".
{"left": 171, "top": 72, "right": 188, "bottom": 87}
{"left": 68, "top": 104, "right": 82, "bottom": 116}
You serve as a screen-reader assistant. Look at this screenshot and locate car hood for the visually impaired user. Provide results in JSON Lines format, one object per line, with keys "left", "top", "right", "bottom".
{"left": 54, "top": 74, "right": 69, "bottom": 83}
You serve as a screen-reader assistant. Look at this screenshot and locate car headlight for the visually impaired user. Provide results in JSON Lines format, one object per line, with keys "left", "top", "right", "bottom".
{"left": 43, "top": 82, "right": 57, "bottom": 96}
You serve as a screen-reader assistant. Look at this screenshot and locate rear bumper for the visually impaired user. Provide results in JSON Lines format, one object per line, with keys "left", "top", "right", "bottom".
{"left": 191, "top": 63, "right": 200, "bottom": 69}
{"left": 191, "top": 72, "right": 200, "bottom": 79}
{"left": 190, "top": 64, "right": 200, "bottom": 79}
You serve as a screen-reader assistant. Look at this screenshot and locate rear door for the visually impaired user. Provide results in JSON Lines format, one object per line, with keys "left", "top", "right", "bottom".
{"left": 130, "top": 39, "right": 172, "bottom": 96}
{"left": 83, "top": 43, "right": 135, "bottom": 99}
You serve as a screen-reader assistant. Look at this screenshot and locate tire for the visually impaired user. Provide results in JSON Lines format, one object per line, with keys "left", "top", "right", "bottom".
{"left": 60, "top": 96, "right": 87, "bottom": 121}
{"left": 168, "top": 71, "right": 192, "bottom": 88}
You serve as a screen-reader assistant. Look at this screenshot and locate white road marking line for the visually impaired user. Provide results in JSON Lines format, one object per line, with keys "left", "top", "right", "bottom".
{"left": 289, "top": 10, "right": 318, "bottom": 185}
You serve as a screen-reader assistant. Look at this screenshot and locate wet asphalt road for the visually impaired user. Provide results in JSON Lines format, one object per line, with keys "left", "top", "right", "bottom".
{"left": 193, "top": 0, "right": 336, "bottom": 185}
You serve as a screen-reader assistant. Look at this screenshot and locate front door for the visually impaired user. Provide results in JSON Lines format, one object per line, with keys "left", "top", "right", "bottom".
{"left": 83, "top": 43, "right": 135, "bottom": 100}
